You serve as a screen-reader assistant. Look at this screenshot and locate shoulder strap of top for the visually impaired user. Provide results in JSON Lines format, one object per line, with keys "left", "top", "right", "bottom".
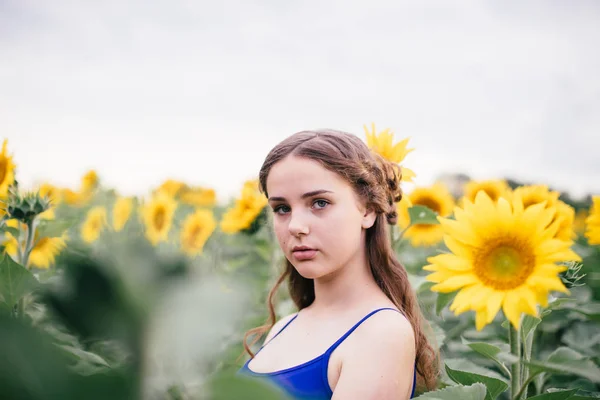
{"left": 259, "top": 313, "right": 299, "bottom": 351}
{"left": 324, "top": 307, "right": 400, "bottom": 355}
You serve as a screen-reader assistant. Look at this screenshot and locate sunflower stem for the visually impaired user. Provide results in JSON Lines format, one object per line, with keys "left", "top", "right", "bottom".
{"left": 520, "top": 326, "right": 535, "bottom": 399}
{"left": 508, "top": 323, "right": 522, "bottom": 399}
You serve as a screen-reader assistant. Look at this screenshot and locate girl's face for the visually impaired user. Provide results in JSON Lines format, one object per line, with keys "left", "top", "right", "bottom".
{"left": 266, "top": 155, "right": 376, "bottom": 280}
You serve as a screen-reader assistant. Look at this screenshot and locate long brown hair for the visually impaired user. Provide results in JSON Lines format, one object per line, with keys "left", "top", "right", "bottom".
{"left": 243, "top": 129, "right": 439, "bottom": 390}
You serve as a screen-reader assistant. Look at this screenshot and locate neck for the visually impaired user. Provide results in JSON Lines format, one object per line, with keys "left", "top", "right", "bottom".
{"left": 309, "top": 247, "right": 382, "bottom": 313}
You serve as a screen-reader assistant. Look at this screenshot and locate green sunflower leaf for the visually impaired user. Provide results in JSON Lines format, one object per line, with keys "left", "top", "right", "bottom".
{"left": 413, "top": 383, "right": 487, "bottom": 400}
{"left": 527, "top": 389, "right": 578, "bottom": 400}
{"left": 525, "top": 347, "right": 600, "bottom": 383}
{"left": 445, "top": 365, "right": 508, "bottom": 400}
{"left": 408, "top": 205, "right": 440, "bottom": 226}
{"left": 0, "top": 254, "right": 38, "bottom": 311}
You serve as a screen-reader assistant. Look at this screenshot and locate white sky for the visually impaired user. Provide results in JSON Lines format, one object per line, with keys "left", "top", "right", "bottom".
{"left": 2, "top": 0, "right": 599, "bottom": 201}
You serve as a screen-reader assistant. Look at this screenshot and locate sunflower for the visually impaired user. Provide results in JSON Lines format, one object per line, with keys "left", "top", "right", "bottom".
{"left": 113, "top": 197, "right": 133, "bottom": 232}
{"left": 510, "top": 185, "right": 574, "bottom": 241}
{"left": 39, "top": 183, "right": 62, "bottom": 205}
{"left": 180, "top": 209, "right": 216, "bottom": 256}
{"left": 81, "top": 206, "right": 107, "bottom": 243}
{"left": 553, "top": 201, "right": 576, "bottom": 242}
{"left": 462, "top": 179, "right": 511, "bottom": 204}
{"left": 180, "top": 187, "right": 216, "bottom": 207}
{"left": 510, "top": 185, "right": 559, "bottom": 209}
{"left": 141, "top": 193, "right": 178, "bottom": 245}
{"left": 80, "top": 170, "right": 99, "bottom": 193}
{"left": 220, "top": 180, "right": 268, "bottom": 234}
{"left": 2, "top": 219, "right": 67, "bottom": 269}
{"left": 0, "top": 139, "right": 16, "bottom": 198}
{"left": 585, "top": 196, "right": 600, "bottom": 245}
{"left": 573, "top": 209, "right": 588, "bottom": 236}
{"left": 401, "top": 183, "right": 455, "bottom": 246}
{"left": 156, "top": 179, "right": 188, "bottom": 198}
{"left": 396, "top": 196, "right": 413, "bottom": 228}
{"left": 424, "top": 191, "right": 581, "bottom": 330}
{"left": 363, "top": 123, "right": 415, "bottom": 183}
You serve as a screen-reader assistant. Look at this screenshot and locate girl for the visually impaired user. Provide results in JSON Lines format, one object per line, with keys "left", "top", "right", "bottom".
{"left": 239, "top": 129, "right": 439, "bottom": 399}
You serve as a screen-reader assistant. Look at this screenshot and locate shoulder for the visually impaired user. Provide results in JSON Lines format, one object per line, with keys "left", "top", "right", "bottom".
{"left": 353, "top": 308, "right": 415, "bottom": 354}
{"left": 263, "top": 312, "right": 298, "bottom": 344}
{"left": 332, "top": 309, "right": 416, "bottom": 398}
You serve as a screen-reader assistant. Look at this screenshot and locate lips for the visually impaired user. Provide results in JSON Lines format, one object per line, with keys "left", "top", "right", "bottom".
{"left": 291, "top": 246, "right": 318, "bottom": 261}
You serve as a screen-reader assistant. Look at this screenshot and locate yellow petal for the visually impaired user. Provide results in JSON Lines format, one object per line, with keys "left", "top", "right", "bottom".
{"left": 431, "top": 274, "right": 478, "bottom": 293}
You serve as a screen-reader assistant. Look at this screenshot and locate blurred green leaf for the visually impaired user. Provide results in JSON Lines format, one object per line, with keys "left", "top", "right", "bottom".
{"left": 414, "top": 383, "right": 487, "bottom": 400}
{"left": 408, "top": 205, "right": 440, "bottom": 226}
{"left": 57, "top": 344, "right": 110, "bottom": 368}
{"left": 207, "top": 373, "right": 291, "bottom": 400}
{"left": 461, "top": 338, "right": 517, "bottom": 367}
{"left": 445, "top": 365, "right": 508, "bottom": 400}
{"left": 436, "top": 291, "right": 456, "bottom": 316}
{"left": 36, "top": 218, "right": 77, "bottom": 239}
{"left": 0, "top": 254, "right": 38, "bottom": 311}
{"left": 528, "top": 389, "right": 578, "bottom": 400}
{"left": 526, "top": 347, "right": 600, "bottom": 383}
{"left": 521, "top": 314, "right": 542, "bottom": 342}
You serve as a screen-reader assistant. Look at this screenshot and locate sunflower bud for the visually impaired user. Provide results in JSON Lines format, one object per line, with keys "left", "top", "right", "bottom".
{"left": 2, "top": 188, "right": 52, "bottom": 224}
{"left": 559, "top": 261, "right": 586, "bottom": 288}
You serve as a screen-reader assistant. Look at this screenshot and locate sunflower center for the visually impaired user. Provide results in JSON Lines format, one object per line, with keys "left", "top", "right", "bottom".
{"left": 414, "top": 197, "right": 441, "bottom": 214}
{"left": 153, "top": 207, "right": 166, "bottom": 230}
{"left": 473, "top": 238, "right": 535, "bottom": 290}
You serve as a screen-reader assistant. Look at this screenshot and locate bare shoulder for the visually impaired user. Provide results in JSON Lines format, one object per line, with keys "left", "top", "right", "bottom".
{"left": 356, "top": 310, "right": 415, "bottom": 354}
{"left": 331, "top": 309, "right": 416, "bottom": 399}
{"left": 263, "top": 312, "right": 298, "bottom": 344}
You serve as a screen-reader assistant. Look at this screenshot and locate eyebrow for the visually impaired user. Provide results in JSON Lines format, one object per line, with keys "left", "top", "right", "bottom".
{"left": 268, "top": 190, "right": 334, "bottom": 202}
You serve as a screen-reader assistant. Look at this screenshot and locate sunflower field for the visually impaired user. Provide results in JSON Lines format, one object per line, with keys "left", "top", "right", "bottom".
{"left": 1, "top": 126, "right": 599, "bottom": 400}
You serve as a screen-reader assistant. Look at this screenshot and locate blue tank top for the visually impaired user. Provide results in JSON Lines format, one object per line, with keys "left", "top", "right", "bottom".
{"left": 239, "top": 307, "right": 417, "bottom": 399}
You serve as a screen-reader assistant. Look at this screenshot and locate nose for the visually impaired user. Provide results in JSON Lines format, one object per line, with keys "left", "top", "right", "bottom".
{"left": 288, "top": 210, "right": 310, "bottom": 237}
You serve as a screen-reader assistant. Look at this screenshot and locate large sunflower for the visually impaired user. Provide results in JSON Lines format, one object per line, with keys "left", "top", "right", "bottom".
{"left": 81, "top": 206, "right": 107, "bottom": 243}
{"left": 363, "top": 123, "right": 416, "bottom": 183}
{"left": 0, "top": 139, "right": 16, "bottom": 198}
{"left": 220, "top": 180, "right": 267, "bottom": 234}
{"left": 585, "top": 196, "right": 600, "bottom": 245}
{"left": 180, "top": 209, "right": 216, "bottom": 256}
{"left": 113, "top": 197, "right": 133, "bottom": 232}
{"left": 462, "top": 179, "right": 511, "bottom": 204}
{"left": 3, "top": 220, "right": 67, "bottom": 269}
{"left": 141, "top": 194, "right": 178, "bottom": 245}
{"left": 401, "top": 183, "right": 455, "bottom": 246}
{"left": 424, "top": 191, "right": 581, "bottom": 330}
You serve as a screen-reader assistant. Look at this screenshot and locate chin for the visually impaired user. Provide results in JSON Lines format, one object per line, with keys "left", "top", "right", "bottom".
{"left": 292, "top": 262, "right": 334, "bottom": 280}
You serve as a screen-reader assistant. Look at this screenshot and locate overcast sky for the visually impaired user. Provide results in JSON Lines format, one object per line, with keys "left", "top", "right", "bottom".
{"left": 2, "top": 0, "right": 599, "bottom": 201}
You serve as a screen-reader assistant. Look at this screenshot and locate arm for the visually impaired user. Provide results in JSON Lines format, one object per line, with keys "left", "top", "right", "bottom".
{"left": 331, "top": 312, "right": 416, "bottom": 400}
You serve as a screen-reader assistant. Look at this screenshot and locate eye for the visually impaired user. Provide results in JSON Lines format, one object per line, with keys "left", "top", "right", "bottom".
{"left": 273, "top": 205, "right": 290, "bottom": 215}
{"left": 313, "top": 199, "right": 329, "bottom": 209}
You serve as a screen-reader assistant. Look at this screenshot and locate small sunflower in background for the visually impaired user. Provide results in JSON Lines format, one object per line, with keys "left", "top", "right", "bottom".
{"left": 141, "top": 193, "right": 178, "bottom": 245}
{"left": 585, "top": 196, "right": 600, "bottom": 245}
{"left": 0, "top": 139, "right": 16, "bottom": 198}
{"left": 112, "top": 197, "right": 134, "bottom": 232}
{"left": 400, "top": 182, "right": 455, "bottom": 247}
{"left": 220, "top": 180, "right": 268, "bottom": 234}
{"left": 509, "top": 185, "right": 575, "bottom": 241}
{"left": 81, "top": 206, "right": 107, "bottom": 243}
{"left": 425, "top": 191, "right": 581, "bottom": 330}
{"left": 363, "top": 123, "right": 416, "bottom": 183}
{"left": 3, "top": 219, "right": 67, "bottom": 269}
{"left": 462, "top": 179, "right": 511, "bottom": 204}
{"left": 180, "top": 209, "right": 216, "bottom": 256}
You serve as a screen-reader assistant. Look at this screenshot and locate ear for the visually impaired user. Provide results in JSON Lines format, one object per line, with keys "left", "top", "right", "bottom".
{"left": 361, "top": 207, "right": 377, "bottom": 229}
